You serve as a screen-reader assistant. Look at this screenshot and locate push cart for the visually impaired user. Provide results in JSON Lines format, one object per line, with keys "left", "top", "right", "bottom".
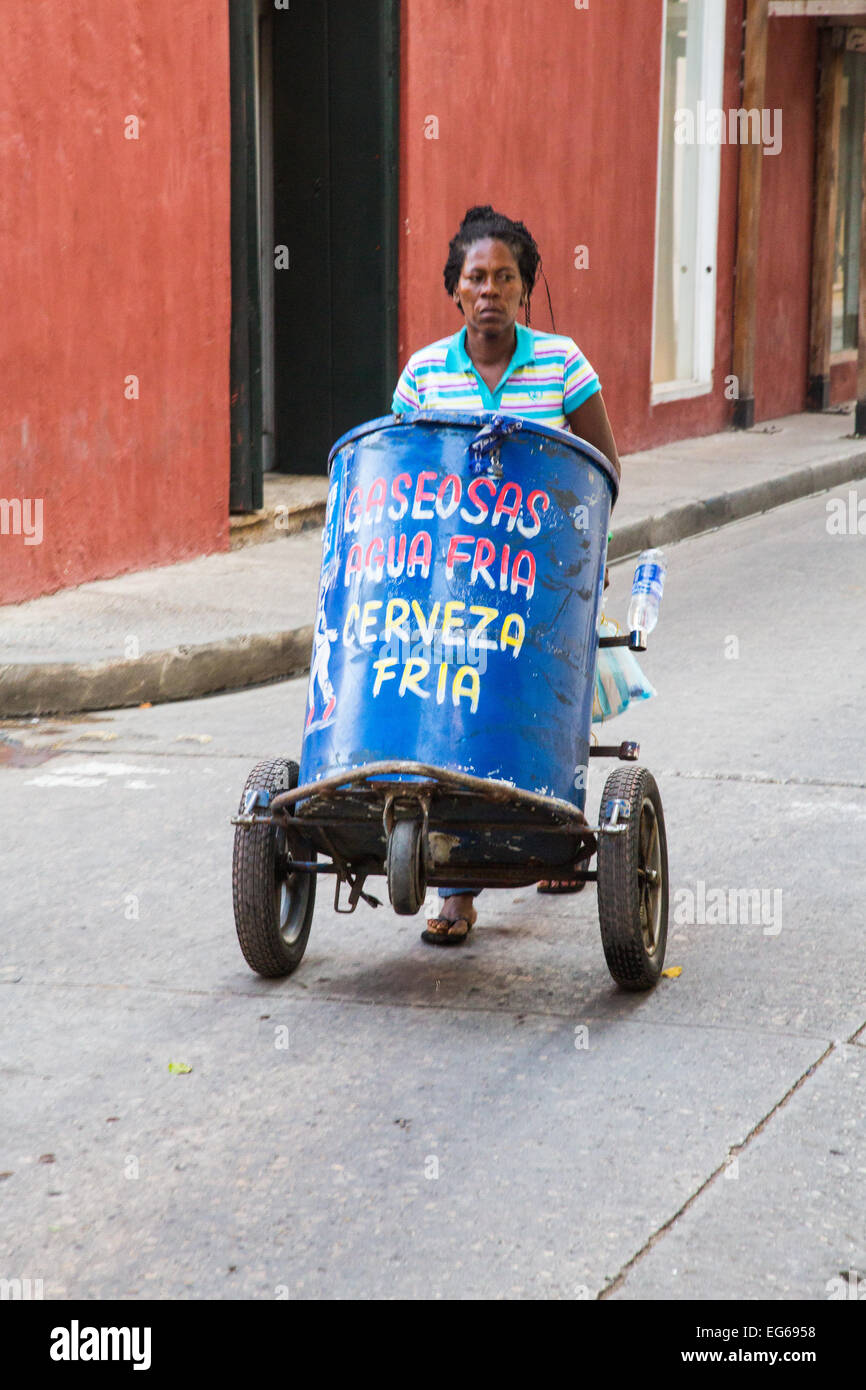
{"left": 232, "top": 411, "right": 669, "bottom": 990}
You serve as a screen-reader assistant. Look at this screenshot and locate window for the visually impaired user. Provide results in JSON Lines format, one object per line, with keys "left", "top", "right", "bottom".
{"left": 831, "top": 50, "right": 865, "bottom": 355}
{"left": 652, "top": 0, "right": 726, "bottom": 400}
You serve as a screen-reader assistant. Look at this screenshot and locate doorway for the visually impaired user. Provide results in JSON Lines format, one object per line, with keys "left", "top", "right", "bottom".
{"left": 230, "top": 0, "right": 400, "bottom": 510}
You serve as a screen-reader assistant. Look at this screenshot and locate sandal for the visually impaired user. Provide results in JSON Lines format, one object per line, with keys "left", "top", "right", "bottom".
{"left": 536, "top": 878, "right": 587, "bottom": 894}
{"left": 421, "top": 908, "right": 476, "bottom": 946}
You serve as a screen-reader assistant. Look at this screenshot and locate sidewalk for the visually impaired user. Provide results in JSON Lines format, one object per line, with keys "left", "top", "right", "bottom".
{"left": 2, "top": 408, "right": 865, "bottom": 717}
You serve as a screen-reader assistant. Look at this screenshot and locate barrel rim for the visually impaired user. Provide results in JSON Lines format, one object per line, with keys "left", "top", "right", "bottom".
{"left": 327, "top": 410, "right": 619, "bottom": 503}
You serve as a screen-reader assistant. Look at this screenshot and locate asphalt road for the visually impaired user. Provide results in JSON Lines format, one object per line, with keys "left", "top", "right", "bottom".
{"left": 1, "top": 486, "right": 864, "bottom": 1301}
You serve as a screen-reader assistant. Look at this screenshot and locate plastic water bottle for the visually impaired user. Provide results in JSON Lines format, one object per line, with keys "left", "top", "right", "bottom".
{"left": 627, "top": 548, "right": 667, "bottom": 645}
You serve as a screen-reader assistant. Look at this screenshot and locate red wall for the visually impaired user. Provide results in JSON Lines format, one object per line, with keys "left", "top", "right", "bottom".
{"left": 398, "top": 0, "right": 748, "bottom": 456}
{"left": 831, "top": 356, "right": 857, "bottom": 404}
{"left": 754, "top": 17, "right": 817, "bottom": 422}
{"left": 398, "top": 1, "right": 826, "bottom": 454}
{"left": 0, "top": 0, "right": 231, "bottom": 603}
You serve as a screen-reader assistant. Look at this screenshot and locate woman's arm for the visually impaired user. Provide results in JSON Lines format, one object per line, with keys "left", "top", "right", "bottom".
{"left": 566, "top": 392, "right": 621, "bottom": 482}
{"left": 568, "top": 390, "right": 620, "bottom": 591}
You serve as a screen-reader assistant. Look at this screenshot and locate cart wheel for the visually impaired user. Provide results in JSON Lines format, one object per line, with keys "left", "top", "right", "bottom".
{"left": 597, "top": 766, "right": 668, "bottom": 991}
{"left": 232, "top": 758, "right": 316, "bottom": 978}
{"left": 387, "top": 819, "right": 427, "bottom": 915}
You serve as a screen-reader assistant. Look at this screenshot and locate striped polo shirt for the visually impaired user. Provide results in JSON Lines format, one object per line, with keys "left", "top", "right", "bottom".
{"left": 391, "top": 323, "right": 600, "bottom": 428}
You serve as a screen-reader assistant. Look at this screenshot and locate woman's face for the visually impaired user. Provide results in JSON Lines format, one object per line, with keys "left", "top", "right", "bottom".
{"left": 454, "top": 238, "right": 525, "bottom": 333}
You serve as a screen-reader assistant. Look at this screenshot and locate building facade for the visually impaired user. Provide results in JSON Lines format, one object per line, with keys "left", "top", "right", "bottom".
{"left": 2, "top": 0, "right": 864, "bottom": 603}
{"left": 1, "top": 0, "right": 232, "bottom": 604}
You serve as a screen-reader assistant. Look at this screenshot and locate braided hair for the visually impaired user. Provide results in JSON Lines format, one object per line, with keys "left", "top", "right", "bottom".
{"left": 443, "top": 205, "right": 542, "bottom": 325}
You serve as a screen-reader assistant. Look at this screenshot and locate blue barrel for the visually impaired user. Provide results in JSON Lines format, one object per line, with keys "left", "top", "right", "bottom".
{"left": 298, "top": 411, "right": 618, "bottom": 811}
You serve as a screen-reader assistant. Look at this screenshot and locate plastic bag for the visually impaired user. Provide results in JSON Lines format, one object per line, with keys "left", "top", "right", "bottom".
{"left": 592, "top": 617, "right": 656, "bottom": 723}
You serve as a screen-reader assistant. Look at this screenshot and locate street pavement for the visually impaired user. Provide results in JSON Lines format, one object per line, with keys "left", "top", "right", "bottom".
{"left": 0, "top": 486, "right": 864, "bottom": 1300}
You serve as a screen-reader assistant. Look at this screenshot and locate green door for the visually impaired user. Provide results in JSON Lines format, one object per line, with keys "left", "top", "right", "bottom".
{"left": 231, "top": 1, "right": 399, "bottom": 503}
{"left": 271, "top": 0, "right": 399, "bottom": 474}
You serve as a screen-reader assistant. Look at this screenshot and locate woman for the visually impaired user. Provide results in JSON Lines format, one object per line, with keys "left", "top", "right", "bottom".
{"left": 391, "top": 205, "right": 621, "bottom": 946}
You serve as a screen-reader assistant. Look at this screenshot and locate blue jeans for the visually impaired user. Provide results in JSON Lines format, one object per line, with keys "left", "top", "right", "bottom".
{"left": 440, "top": 887, "right": 479, "bottom": 899}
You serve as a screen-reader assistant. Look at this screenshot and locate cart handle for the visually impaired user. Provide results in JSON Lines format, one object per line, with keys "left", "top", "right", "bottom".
{"left": 269, "top": 758, "right": 590, "bottom": 828}
{"left": 468, "top": 415, "right": 523, "bottom": 475}
{"left": 598, "top": 631, "right": 647, "bottom": 651}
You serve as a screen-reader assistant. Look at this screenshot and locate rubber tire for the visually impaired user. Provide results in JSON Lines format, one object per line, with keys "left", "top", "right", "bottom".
{"left": 387, "top": 819, "right": 427, "bottom": 915}
{"left": 597, "top": 765, "right": 669, "bottom": 991}
{"left": 232, "top": 758, "right": 316, "bottom": 978}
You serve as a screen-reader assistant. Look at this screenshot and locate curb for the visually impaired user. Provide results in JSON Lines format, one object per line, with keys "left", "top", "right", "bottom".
{"left": 229, "top": 500, "right": 326, "bottom": 549}
{"left": 2, "top": 452, "right": 864, "bottom": 717}
{"left": 607, "top": 450, "right": 866, "bottom": 561}
{"left": 0, "top": 627, "right": 313, "bottom": 718}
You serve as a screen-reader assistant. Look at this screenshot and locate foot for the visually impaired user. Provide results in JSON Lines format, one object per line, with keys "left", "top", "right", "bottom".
{"left": 536, "top": 878, "right": 587, "bottom": 894}
{"left": 421, "top": 893, "right": 478, "bottom": 947}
